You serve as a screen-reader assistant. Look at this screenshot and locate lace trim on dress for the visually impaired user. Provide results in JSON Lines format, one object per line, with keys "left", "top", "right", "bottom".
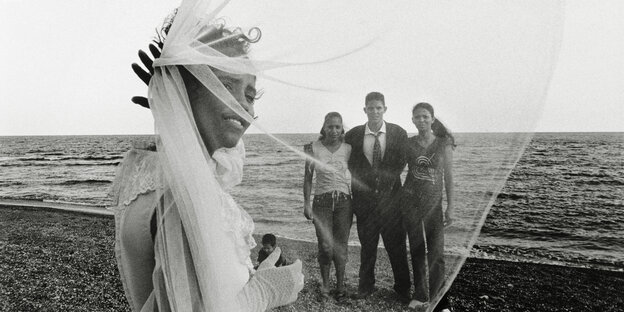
{"left": 211, "top": 142, "right": 256, "bottom": 273}
{"left": 110, "top": 149, "right": 162, "bottom": 207}
{"left": 221, "top": 192, "right": 256, "bottom": 273}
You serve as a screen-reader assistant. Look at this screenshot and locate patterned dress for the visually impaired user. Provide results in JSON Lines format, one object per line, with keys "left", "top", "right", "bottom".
{"left": 400, "top": 135, "right": 451, "bottom": 303}
{"left": 401, "top": 136, "right": 449, "bottom": 222}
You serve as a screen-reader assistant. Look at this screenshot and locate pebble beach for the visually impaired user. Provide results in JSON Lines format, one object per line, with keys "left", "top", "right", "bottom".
{"left": 1, "top": 204, "right": 622, "bottom": 312}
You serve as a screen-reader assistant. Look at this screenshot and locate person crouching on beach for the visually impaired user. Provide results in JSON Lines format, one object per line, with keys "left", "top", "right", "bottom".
{"left": 255, "top": 233, "right": 290, "bottom": 269}
{"left": 303, "top": 112, "right": 353, "bottom": 302}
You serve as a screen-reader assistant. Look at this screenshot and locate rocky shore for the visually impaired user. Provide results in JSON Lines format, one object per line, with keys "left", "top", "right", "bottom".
{"left": 1, "top": 205, "right": 622, "bottom": 311}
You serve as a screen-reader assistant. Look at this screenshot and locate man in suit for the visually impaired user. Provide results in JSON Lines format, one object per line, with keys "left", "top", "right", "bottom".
{"left": 345, "top": 91, "right": 411, "bottom": 303}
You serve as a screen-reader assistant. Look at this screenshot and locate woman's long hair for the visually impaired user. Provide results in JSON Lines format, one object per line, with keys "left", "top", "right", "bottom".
{"left": 413, "top": 102, "right": 456, "bottom": 147}
{"left": 318, "top": 112, "right": 345, "bottom": 141}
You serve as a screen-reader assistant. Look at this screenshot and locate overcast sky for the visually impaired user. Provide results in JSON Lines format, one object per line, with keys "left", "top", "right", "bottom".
{"left": 1, "top": 0, "right": 622, "bottom": 135}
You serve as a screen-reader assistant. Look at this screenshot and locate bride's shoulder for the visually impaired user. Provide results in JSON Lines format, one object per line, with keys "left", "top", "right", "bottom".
{"left": 109, "top": 149, "right": 162, "bottom": 207}
{"left": 121, "top": 149, "right": 160, "bottom": 172}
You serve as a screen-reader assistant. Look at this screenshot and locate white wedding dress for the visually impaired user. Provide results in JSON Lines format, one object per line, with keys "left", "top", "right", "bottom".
{"left": 111, "top": 144, "right": 302, "bottom": 311}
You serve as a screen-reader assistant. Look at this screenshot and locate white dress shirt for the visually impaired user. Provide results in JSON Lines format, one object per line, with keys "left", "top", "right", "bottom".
{"left": 363, "top": 121, "right": 386, "bottom": 166}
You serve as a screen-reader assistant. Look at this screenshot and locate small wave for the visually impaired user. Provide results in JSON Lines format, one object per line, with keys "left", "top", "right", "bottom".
{"left": 0, "top": 163, "right": 49, "bottom": 167}
{"left": 564, "top": 172, "right": 611, "bottom": 178}
{"left": 246, "top": 159, "right": 300, "bottom": 167}
{"left": 0, "top": 181, "right": 25, "bottom": 186}
{"left": 65, "top": 161, "right": 121, "bottom": 166}
{"left": 481, "top": 227, "right": 574, "bottom": 240}
{"left": 253, "top": 217, "right": 310, "bottom": 224}
{"left": 18, "top": 156, "right": 47, "bottom": 161}
{"left": 26, "top": 149, "right": 47, "bottom": 153}
{"left": 574, "top": 179, "right": 624, "bottom": 186}
{"left": 59, "top": 179, "right": 112, "bottom": 185}
{"left": 565, "top": 144, "right": 587, "bottom": 149}
{"left": 470, "top": 245, "right": 624, "bottom": 272}
{"left": 80, "top": 155, "right": 124, "bottom": 161}
{"left": 496, "top": 192, "right": 524, "bottom": 200}
{"left": 1, "top": 161, "right": 121, "bottom": 167}
{"left": 54, "top": 155, "right": 124, "bottom": 161}
{"left": 253, "top": 218, "right": 287, "bottom": 224}
{"left": 566, "top": 241, "right": 614, "bottom": 251}
{"left": 18, "top": 155, "right": 124, "bottom": 162}
{"left": 0, "top": 194, "right": 57, "bottom": 202}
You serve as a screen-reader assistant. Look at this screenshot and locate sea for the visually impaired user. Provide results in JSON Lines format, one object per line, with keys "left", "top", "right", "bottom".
{"left": 1, "top": 133, "right": 622, "bottom": 271}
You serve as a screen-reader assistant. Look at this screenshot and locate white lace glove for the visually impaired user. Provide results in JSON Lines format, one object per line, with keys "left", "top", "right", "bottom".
{"left": 237, "top": 247, "right": 304, "bottom": 311}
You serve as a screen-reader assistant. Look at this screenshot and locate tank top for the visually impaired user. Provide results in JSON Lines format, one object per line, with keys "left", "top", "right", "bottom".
{"left": 312, "top": 140, "right": 352, "bottom": 196}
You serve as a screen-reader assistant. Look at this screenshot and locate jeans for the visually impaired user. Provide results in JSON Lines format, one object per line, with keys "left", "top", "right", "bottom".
{"left": 312, "top": 191, "right": 353, "bottom": 267}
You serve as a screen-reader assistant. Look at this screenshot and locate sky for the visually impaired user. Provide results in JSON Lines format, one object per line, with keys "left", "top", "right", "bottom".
{"left": 1, "top": 0, "right": 623, "bottom": 136}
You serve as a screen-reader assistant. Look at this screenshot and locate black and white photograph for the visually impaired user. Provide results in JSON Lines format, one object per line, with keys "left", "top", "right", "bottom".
{"left": 1, "top": 0, "right": 622, "bottom": 311}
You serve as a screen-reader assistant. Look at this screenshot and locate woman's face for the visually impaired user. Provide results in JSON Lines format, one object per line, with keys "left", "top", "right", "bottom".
{"left": 185, "top": 68, "right": 257, "bottom": 154}
{"left": 412, "top": 107, "right": 434, "bottom": 132}
{"left": 322, "top": 116, "right": 343, "bottom": 143}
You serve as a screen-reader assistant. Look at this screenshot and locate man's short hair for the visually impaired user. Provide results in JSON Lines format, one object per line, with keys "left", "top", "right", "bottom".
{"left": 365, "top": 92, "right": 385, "bottom": 105}
{"left": 262, "top": 233, "right": 277, "bottom": 246}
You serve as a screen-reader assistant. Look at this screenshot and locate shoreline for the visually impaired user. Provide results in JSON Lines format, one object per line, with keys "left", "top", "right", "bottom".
{"left": 1, "top": 204, "right": 623, "bottom": 311}
{"left": 4, "top": 199, "right": 620, "bottom": 273}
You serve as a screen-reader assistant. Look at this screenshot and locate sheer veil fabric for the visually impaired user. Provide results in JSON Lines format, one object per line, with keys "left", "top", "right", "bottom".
{"left": 145, "top": 0, "right": 564, "bottom": 311}
{"left": 148, "top": 0, "right": 295, "bottom": 310}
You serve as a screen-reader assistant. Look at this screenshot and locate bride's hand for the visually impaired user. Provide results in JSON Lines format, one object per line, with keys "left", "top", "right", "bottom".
{"left": 257, "top": 247, "right": 282, "bottom": 270}
{"left": 238, "top": 247, "right": 304, "bottom": 311}
{"left": 256, "top": 247, "right": 304, "bottom": 299}
{"left": 130, "top": 43, "right": 162, "bottom": 108}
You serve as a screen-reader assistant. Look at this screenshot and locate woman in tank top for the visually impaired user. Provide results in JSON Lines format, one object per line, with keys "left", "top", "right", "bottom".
{"left": 303, "top": 112, "right": 353, "bottom": 301}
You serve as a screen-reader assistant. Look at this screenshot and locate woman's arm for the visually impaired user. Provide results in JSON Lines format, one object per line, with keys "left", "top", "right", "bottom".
{"left": 303, "top": 143, "right": 315, "bottom": 220}
{"left": 443, "top": 143, "right": 454, "bottom": 226}
{"left": 344, "top": 143, "right": 352, "bottom": 167}
{"left": 303, "top": 158, "right": 314, "bottom": 220}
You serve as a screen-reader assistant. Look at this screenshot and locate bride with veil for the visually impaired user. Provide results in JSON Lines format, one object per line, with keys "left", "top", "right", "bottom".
{"left": 111, "top": 0, "right": 304, "bottom": 311}
{"left": 111, "top": 0, "right": 565, "bottom": 311}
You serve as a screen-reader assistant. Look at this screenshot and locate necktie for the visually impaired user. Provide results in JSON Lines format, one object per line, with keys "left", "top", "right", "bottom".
{"left": 372, "top": 132, "right": 382, "bottom": 169}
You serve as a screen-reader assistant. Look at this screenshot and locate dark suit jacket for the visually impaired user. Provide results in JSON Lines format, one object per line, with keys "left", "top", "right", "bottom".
{"left": 345, "top": 122, "right": 408, "bottom": 206}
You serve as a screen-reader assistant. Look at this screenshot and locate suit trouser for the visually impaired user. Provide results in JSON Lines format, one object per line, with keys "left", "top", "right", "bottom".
{"left": 354, "top": 193, "right": 411, "bottom": 295}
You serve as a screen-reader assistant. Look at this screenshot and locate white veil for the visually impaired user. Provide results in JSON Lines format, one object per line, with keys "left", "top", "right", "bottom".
{"left": 148, "top": 0, "right": 274, "bottom": 310}
{"left": 146, "top": 0, "right": 565, "bottom": 311}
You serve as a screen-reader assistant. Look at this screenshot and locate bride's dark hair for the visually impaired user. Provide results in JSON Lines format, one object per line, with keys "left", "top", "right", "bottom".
{"left": 152, "top": 9, "right": 265, "bottom": 108}
{"left": 154, "top": 9, "right": 262, "bottom": 57}
{"left": 413, "top": 102, "right": 456, "bottom": 147}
